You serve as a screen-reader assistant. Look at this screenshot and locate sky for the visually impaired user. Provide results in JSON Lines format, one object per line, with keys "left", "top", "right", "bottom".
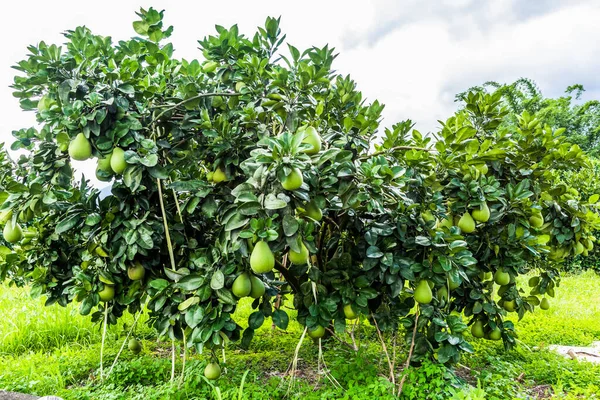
{"left": 1, "top": 0, "right": 599, "bottom": 186}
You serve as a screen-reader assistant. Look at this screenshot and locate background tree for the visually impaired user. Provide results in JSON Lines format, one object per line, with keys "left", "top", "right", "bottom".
{"left": 456, "top": 78, "right": 600, "bottom": 156}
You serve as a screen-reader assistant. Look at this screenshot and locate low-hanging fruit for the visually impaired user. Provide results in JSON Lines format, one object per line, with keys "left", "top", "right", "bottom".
{"left": 458, "top": 212, "right": 476, "bottom": 233}
{"left": 212, "top": 167, "right": 227, "bottom": 183}
{"left": 414, "top": 280, "right": 433, "bottom": 304}
{"left": 96, "top": 154, "right": 113, "bottom": 182}
{"left": 232, "top": 272, "right": 252, "bottom": 297}
{"left": 343, "top": 304, "right": 358, "bottom": 320}
{"left": 301, "top": 126, "right": 322, "bottom": 155}
{"left": 488, "top": 327, "right": 501, "bottom": 341}
{"left": 529, "top": 213, "right": 544, "bottom": 228}
{"left": 204, "top": 362, "right": 221, "bottom": 380}
{"left": 540, "top": 297, "right": 550, "bottom": 310}
{"left": 308, "top": 325, "right": 326, "bottom": 339}
{"left": 437, "top": 286, "right": 448, "bottom": 303}
{"left": 128, "top": 338, "right": 142, "bottom": 354}
{"left": 98, "top": 284, "right": 115, "bottom": 302}
{"left": 110, "top": 147, "right": 127, "bottom": 175}
{"left": 281, "top": 168, "right": 303, "bottom": 191}
{"left": 437, "top": 217, "right": 453, "bottom": 229}
{"left": 235, "top": 81, "right": 246, "bottom": 92}
{"left": 304, "top": 201, "right": 323, "bottom": 221}
{"left": 471, "top": 320, "right": 485, "bottom": 338}
{"left": 250, "top": 241, "right": 275, "bottom": 274}
{"left": 249, "top": 275, "right": 265, "bottom": 298}
{"left": 202, "top": 61, "right": 218, "bottom": 73}
{"left": 471, "top": 202, "right": 490, "bottom": 223}
{"left": 3, "top": 221, "right": 23, "bottom": 244}
{"left": 421, "top": 211, "right": 436, "bottom": 223}
{"left": 68, "top": 133, "right": 92, "bottom": 161}
{"left": 574, "top": 241, "right": 585, "bottom": 255}
{"left": 127, "top": 261, "right": 145, "bottom": 281}
{"left": 494, "top": 270, "right": 510, "bottom": 286}
{"left": 503, "top": 299, "right": 516, "bottom": 312}
{"left": 288, "top": 241, "right": 309, "bottom": 265}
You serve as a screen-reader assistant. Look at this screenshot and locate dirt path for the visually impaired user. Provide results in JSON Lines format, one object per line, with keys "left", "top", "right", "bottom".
{"left": 549, "top": 341, "right": 600, "bottom": 363}
{"left": 0, "top": 392, "right": 38, "bottom": 400}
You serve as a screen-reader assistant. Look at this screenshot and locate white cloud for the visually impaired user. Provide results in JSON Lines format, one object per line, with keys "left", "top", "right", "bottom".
{"left": 1, "top": 0, "right": 598, "bottom": 185}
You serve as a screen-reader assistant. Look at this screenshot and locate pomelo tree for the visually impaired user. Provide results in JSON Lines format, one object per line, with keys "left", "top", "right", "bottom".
{"left": 2, "top": 8, "right": 599, "bottom": 377}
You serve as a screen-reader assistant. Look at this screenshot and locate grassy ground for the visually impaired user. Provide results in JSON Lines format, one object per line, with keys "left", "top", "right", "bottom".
{"left": 1, "top": 272, "right": 600, "bottom": 399}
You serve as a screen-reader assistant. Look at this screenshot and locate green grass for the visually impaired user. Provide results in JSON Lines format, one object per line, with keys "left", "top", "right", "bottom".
{"left": 1, "top": 272, "right": 600, "bottom": 399}
{"left": 510, "top": 271, "right": 600, "bottom": 347}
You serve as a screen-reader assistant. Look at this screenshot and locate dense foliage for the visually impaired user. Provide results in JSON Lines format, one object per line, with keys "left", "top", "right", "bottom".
{"left": 456, "top": 79, "right": 600, "bottom": 272}
{"left": 1, "top": 9, "right": 599, "bottom": 368}
{"left": 456, "top": 78, "right": 600, "bottom": 156}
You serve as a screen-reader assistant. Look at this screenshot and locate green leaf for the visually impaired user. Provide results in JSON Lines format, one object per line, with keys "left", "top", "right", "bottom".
{"left": 178, "top": 296, "right": 199, "bottom": 311}
{"left": 55, "top": 215, "right": 81, "bottom": 234}
{"left": 225, "top": 214, "right": 249, "bottom": 231}
{"left": 133, "top": 21, "right": 149, "bottom": 35}
{"left": 366, "top": 246, "right": 383, "bottom": 258}
{"left": 185, "top": 305, "right": 204, "bottom": 328}
{"left": 437, "top": 344, "right": 458, "bottom": 364}
{"left": 264, "top": 194, "right": 287, "bottom": 210}
{"left": 137, "top": 230, "right": 154, "bottom": 250}
{"left": 117, "top": 84, "right": 135, "bottom": 95}
{"left": 272, "top": 309, "right": 289, "bottom": 330}
{"left": 248, "top": 311, "right": 265, "bottom": 329}
{"left": 241, "top": 328, "right": 254, "bottom": 349}
{"left": 238, "top": 202, "right": 261, "bottom": 216}
{"left": 85, "top": 213, "right": 102, "bottom": 226}
{"left": 177, "top": 275, "right": 204, "bottom": 291}
{"left": 282, "top": 215, "right": 299, "bottom": 237}
{"left": 79, "top": 296, "right": 95, "bottom": 316}
{"left": 210, "top": 270, "right": 225, "bottom": 290}
{"left": 216, "top": 288, "right": 236, "bottom": 305}
{"left": 149, "top": 279, "right": 169, "bottom": 291}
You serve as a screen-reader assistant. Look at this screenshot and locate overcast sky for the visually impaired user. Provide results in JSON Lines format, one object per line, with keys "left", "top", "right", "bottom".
{"left": 1, "top": 0, "right": 599, "bottom": 186}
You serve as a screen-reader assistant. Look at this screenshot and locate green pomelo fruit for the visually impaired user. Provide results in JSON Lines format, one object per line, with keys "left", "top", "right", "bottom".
{"left": 414, "top": 280, "right": 433, "bottom": 304}
{"left": 68, "top": 133, "right": 92, "bottom": 161}
{"left": 128, "top": 261, "right": 146, "bottom": 281}
{"left": 3, "top": 221, "right": 23, "bottom": 244}
{"left": 343, "top": 304, "right": 358, "bottom": 320}
{"left": 204, "top": 362, "right": 221, "bottom": 380}
{"left": 99, "top": 285, "right": 115, "bottom": 302}
{"left": 249, "top": 275, "right": 266, "bottom": 298}
{"left": 281, "top": 168, "right": 303, "bottom": 191}
{"left": 458, "top": 212, "right": 476, "bottom": 233}
{"left": 288, "top": 241, "right": 309, "bottom": 265}
{"left": 110, "top": 147, "right": 127, "bottom": 175}
{"left": 250, "top": 241, "right": 275, "bottom": 274}
{"left": 302, "top": 126, "right": 322, "bottom": 155}
{"left": 308, "top": 325, "right": 326, "bottom": 339}
{"left": 494, "top": 270, "right": 510, "bottom": 286}
{"left": 232, "top": 273, "right": 252, "bottom": 297}
{"left": 471, "top": 202, "right": 490, "bottom": 223}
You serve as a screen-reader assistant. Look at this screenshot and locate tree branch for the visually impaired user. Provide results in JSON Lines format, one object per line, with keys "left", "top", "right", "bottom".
{"left": 358, "top": 145, "right": 435, "bottom": 161}
{"left": 372, "top": 313, "right": 395, "bottom": 389}
{"left": 151, "top": 92, "right": 241, "bottom": 125}
{"left": 398, "top": 309, "right": 420, "bottom": 396}
{"left": 326, "top": 328, "right": 357, "bottom": 351}
{"left": 275, "top": 260, "right": 300, "bottom": 293}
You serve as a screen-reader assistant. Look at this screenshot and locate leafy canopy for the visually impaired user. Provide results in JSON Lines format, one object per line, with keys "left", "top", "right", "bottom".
{"left": 1, "top": 9, "right": 599, "bottom": 365}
